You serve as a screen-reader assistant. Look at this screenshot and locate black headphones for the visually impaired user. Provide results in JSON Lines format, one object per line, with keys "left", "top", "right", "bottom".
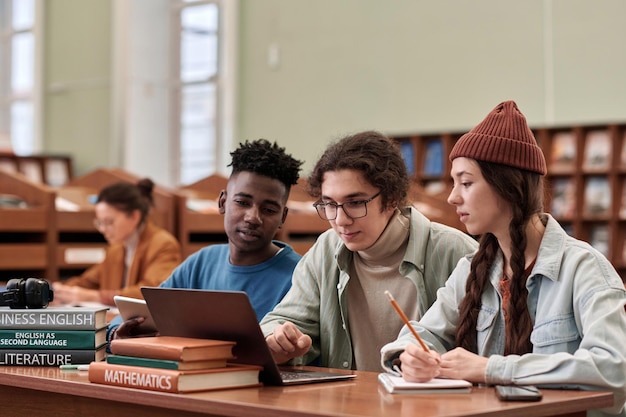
{"left": 0, "top": 278, "right": 54, "bottom": 309}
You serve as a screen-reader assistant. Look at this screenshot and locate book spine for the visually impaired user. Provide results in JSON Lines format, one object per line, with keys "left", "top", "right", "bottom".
{"left": 88, "top": 361, "right": 180, "bottom": 393}
{"left": 0, "top": 349, "right": 103, "bottom": 366}
{"left": 106, "top": 355, "right": 180, "bottom": 370}
{"left": 110, "top": 343, "right": 184, "bottom": 361}
{"left": 0, "top": 310, "right": 105, "bottom": 330}
{"left": 0, "top": 329, "right": 103, "bottom": 350}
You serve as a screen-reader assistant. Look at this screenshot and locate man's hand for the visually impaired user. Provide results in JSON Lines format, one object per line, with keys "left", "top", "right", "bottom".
{"left": 265, "top": 321, "right": 312, "bottom": 364}
{"left": 113, "top": 317, "right": 158, "bottom": 340}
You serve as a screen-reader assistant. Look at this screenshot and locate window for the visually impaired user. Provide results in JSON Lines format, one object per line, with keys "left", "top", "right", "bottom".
{"left": 0, "top": 0, "right": 39, "bottom": 155}
{"left": 172, "top": 0, "right": 221, "bottom": 185}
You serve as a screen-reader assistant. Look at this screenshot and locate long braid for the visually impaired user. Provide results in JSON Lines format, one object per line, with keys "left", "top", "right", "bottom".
{"left": 456, "top": 234, "right": 499, "bottom": 353}
{"left": 505, "top": 203, "right": 533, "bottom": 355}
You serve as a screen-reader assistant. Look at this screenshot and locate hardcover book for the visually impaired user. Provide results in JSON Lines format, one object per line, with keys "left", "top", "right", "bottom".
{"left": 550, "top": 177, "right": 576, "bottom": 219}
{"left": 589, "top": 224, "right": 610, "bottom": 257}
{"left": 584, "top": 176, "right": 611, "bottom": 217}
{"left": 110, "top": 336, "right": 236, "bottom": 362}
{"left": 88, "top": 361, "right": 262, "bottom": 393}
{"left": 106, "top": 354, "right": 229, "bottom": 371}
{"left": 549, "top": 131, "right": 577, "bottom": 173}
{"left": 583, "top": 130, "right": 611, "bottom": 171}
{"left": 378, "top": 373, "right": 472, "bottom": 394}
{"left": 399, "top": 141, "right": 416, "bottom": 176}
{"left": 0, "top": 328, "right": 106, "bottom": 350}
{"left": 0, "top": 346, "right": 106, "bottom": 366}
{"left": 0, "top": 306, "right": 108, "bottom": 330}
{"left": 422, "top": 139, "right": 444, "bottom": 176}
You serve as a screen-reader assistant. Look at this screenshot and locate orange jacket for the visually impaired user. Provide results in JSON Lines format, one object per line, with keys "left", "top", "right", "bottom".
{"left": 64, "top": 222, "right": 182, "bottom": 305}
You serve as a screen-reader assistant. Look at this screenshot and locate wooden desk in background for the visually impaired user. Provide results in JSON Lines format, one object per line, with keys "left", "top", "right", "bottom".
{"left": 0, "top": 366, "right": 613, "bottom": 417}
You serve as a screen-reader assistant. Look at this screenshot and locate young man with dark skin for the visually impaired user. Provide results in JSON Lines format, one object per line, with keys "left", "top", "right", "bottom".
{"left": 108, "top": 139, "right": 303, "bottom": 341}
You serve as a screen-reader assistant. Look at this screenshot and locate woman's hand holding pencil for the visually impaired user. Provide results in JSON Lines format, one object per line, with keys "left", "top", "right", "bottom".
{"left": 385, "top": 290, "right": 442, "bottom": 382}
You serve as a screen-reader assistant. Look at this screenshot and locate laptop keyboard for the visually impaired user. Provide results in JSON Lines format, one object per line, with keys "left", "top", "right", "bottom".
{"left": 280, "top": 369, "right": 317, "bottom": 380}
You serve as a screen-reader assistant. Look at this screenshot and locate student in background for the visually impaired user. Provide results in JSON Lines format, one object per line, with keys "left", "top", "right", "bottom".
{"left": 381, "top": 101, "right": 626, "bottom": 417}
{"left": 260, "top": 131, "right": 478, "bottom": 372}
{"left": 52, "top": 179, "right": 182, "bottom": 306}
{"left": 109, "top": 139, "right": 303, "bottom": 341}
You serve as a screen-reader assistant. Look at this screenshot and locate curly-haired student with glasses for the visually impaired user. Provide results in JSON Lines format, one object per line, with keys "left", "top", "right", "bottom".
{"left": 260, "top": 131, "right": 477, "bottom": 372}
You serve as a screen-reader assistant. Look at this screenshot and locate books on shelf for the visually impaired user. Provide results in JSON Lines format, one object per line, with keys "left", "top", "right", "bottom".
{"left": 0, "top": 306, "right": 108, "bottom": 330}
{"left": 589, "top": 223, "right": 610, "bottom": 257}
{"left": 621, "top": 181, "right": 626, "bottom": 219}
{"left": 549, "top": 131, "right": 577, "bottom": 173}
{"left": 584, "top": 177, "right": 611, "bottom": 217}
{"left": 0, "top": 327, "right": 106, "bottom": 350}
{"left": 110, "top": 336, "right": 236, "bottom": 362}
{"left": 422, "top": 139, "right": 444, "bottom": 176}
{"left": 378, "top": 373, "right": 472, "bottom": 394}
{"left": 621, "top": 131, "right": 626, "bottom": 169}
{"left": 88, "top": 361, "right": 262, "bottom": 393}
{"left": 0, "top": 346, "right": 106, "bottom": 366}
{"left": 399, "top": 141, "right": 416, "bottom": 176}
{"left": 550, "top": 177, "right": 576, "bottom": 219}
{"left": 583, "top": 130, "right": 611, "bottom": 171}
{"left": 106, "top": 354, "right": 230, "bottom": 371}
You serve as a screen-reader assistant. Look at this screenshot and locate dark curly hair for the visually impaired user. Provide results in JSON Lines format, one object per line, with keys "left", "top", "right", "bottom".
{"left": 96, "top": 178, "right": 154, "bottom": 223}
{"left": 307, "top": 131, "right": 409, "bottom": 209}
{"left": 229, "top": 139, "right": 303, "bottom": 193}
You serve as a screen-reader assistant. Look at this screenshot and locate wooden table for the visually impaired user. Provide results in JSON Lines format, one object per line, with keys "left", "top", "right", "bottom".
{"left": 0, "top": 366, "right": 613, "bottom": 417}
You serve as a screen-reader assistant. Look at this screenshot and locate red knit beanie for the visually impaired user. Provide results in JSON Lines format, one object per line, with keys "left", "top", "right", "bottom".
{"left": 449, "top": 100, "right": 547, "bottom": 175}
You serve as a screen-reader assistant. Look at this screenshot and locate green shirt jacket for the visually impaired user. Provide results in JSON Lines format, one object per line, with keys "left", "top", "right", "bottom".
{"left": 260, "top": 206, "right": 478, "bottom": 370}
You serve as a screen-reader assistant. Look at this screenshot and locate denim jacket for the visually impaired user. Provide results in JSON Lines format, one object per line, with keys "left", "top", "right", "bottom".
{"left": 381, "top": 214, "right": 626, "bottom": 417}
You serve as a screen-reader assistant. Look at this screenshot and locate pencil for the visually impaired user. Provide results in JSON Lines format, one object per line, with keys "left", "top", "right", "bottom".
{"left": 59, "top": 364, "right": 90, "bottom": 371}
{"left": 384, "top": 290, "right": 430, "bottom": 352}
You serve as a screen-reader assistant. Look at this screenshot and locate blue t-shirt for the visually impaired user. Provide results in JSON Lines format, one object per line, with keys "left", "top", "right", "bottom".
{"left": 161, "top": 241, "right": 300, "bottom": 320}
{"left": 107, "top": 241, "right": 300, "bottom": 344}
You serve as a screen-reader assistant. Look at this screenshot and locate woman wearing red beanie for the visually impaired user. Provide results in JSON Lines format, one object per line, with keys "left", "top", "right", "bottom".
{"left": 381, "top": 100, "right": 626, "bottom": 417}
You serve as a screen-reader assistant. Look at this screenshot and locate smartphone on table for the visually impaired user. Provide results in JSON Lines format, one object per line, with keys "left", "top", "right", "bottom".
{"left": 495, "top": 385, "right": 542, "bottom": 401}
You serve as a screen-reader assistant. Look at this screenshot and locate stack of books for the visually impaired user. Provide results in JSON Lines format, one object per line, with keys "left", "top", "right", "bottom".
{"left": 88, "top": 336, "right": 262, "bottom": 393}
{"left": 0, "top": 306, "right": 108, "bottom": 366}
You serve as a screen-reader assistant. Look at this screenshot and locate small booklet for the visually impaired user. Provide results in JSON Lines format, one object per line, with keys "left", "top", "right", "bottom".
{"left": 378, "top": 373, "right": 472, "bottom": 394}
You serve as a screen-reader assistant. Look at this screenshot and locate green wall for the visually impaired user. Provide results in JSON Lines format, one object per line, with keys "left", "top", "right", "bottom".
{"left": 43, "top": 0, "right": 111, "bottom": 176}
{"left": 237, "top": 0, "right": 626, "bottom": 173}
{"left": 40, "top": 0, "right": 626, "bottom": 179}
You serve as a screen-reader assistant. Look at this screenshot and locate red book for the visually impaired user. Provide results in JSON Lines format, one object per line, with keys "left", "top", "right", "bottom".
{"left": 88, "top": 361, "right": 261, "bottom": 393}
{"left": 110, "top": 336, "right": 236, "bottom": 362}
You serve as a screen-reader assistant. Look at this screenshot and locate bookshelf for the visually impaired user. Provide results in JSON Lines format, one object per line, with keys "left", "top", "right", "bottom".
{"left": 537, "top": 124, "right": 623, "bottom": 271}
{"left": 0, "top": 170, "right": 56, "bottom": 282}
{"left": 0, "top": 154, "right": 73, "bottom": 186}
{"left": 394, "top": 133, "right": 464, "bottom": 230}
{"left": 393, "top": 122, "right": 626, "bottom": 282}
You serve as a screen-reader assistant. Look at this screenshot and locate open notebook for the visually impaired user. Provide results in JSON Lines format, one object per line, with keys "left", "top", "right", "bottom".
{"left": 141, "top": 287, "right": 356, "bottom": 386}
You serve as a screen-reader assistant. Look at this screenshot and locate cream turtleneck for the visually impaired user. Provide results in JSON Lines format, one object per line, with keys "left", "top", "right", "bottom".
{"left": 347, "top": 209, "right": 419, "bottom": 372}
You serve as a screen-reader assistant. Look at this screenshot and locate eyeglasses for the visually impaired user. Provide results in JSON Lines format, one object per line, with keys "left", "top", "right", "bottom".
{"left": 313, "top": 192, "right": 381, "bottom": 221}
{"left": 93, "top": 218, "right": 115, "bottom": 230}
